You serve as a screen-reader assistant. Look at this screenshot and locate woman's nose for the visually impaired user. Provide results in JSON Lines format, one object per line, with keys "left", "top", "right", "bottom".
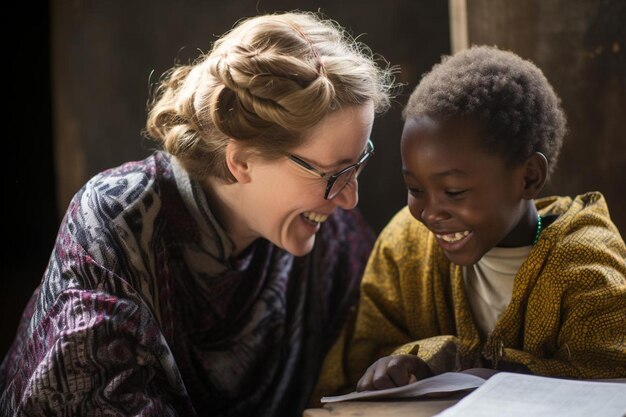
{"left": 333, "top": 179, "right": 359, "bottom": 210}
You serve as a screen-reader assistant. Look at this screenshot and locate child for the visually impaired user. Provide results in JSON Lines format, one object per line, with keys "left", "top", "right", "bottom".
{"left": 315, "top": 45, "right": 626, "bottom": 397}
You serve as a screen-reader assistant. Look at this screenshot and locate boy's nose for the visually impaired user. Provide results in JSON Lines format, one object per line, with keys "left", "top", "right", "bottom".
{"left": 420, "top": 201, "right": 449, "bottom": 224}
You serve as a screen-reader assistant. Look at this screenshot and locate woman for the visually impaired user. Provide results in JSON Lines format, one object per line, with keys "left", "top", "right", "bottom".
{"left": 0, "top": 11, "right": 396, "bottom": 417}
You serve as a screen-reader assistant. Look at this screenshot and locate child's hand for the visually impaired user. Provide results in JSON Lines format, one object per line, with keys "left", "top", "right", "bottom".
{"left": 356, "top": 354, "right": 432, "bottom": 391}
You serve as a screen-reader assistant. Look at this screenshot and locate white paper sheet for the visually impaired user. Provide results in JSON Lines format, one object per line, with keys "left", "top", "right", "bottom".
{"left": 320, "top": 372, "right": 486, "bottom": 403}
{"left": 435, "top": 372, "right": 626, "bottom": 417}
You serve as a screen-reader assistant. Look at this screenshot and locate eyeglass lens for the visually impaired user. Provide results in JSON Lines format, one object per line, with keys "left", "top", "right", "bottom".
{"left": 327, "top": 158, "right": 369, "bottom": 199}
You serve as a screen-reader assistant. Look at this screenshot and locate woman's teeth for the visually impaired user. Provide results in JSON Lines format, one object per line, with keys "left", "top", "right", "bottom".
{"left": 436, "top": 230, "right": 470, "bottom": 243}
{"left": 302, "top": 211, "right": 328, "bottom": 224}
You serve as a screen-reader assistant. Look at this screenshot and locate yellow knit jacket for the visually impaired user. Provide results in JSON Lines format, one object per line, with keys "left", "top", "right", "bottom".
{"left": 315, "top": 192, "right": 626, "bottom": 399}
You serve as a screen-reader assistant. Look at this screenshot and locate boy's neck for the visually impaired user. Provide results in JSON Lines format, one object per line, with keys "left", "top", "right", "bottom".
{"left": 496, "top": 200, "right": 539, "bottom": 248}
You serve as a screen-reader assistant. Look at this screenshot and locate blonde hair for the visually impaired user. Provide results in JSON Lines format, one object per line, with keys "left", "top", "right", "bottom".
{"left": 145, "top": 11, "right": 396, "bottom": 183}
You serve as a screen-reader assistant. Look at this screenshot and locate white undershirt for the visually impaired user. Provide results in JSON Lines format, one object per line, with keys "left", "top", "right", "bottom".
{"left": 463, "top": 245, "right": 532, "bottom": 339}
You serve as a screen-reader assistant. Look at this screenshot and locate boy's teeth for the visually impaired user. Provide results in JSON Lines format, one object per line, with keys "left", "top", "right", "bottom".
{"left": 435, "top": 230, "right": 470, "bottom": 242}
{"left": 303, "top": 211, "right": 329, "bottom": 223}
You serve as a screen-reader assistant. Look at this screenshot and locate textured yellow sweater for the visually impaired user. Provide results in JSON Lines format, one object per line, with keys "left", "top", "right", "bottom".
{"left": 315, "top": 192, "right": 626, "bottom": 399}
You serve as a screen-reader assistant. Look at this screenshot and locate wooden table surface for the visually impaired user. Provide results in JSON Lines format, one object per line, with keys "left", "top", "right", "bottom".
{"left": 303, "top": 396, "right": 461, "bottom": 417}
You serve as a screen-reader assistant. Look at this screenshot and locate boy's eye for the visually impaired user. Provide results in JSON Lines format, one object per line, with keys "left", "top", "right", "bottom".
{"left": 407, "top": 187, "right": 423, "bottom": 196}
{"left": 445, "top": 190, "right": 467, "bottom": 198}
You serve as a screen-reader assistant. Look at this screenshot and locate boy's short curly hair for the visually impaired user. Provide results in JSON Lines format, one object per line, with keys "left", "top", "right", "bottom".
{"left": 403, "top": 45, "right": 567, "bottom": 178}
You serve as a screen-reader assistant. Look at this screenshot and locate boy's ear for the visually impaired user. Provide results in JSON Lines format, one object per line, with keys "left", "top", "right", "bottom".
{"left": 522, "top": 152, "right": 548, "bottom": 199}
{"left": 225, "top": 140, "right": 253, "bottom": 184}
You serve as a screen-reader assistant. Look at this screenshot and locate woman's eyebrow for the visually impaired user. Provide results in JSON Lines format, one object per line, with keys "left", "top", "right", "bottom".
{"left": 304, "top": 143, "right": 370, "bottom": 171}
{"left": 296, "top": 155, "right": 350, "bottom": 172}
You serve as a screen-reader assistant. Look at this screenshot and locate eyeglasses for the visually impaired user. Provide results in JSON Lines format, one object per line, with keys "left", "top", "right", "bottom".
{"left": 288, "top": 139, "right": 374, "bottom": 200}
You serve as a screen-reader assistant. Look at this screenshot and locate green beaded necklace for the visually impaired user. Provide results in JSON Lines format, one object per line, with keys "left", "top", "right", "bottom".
{"left": 532, "top": 214, "right": 542, "bottom": 245}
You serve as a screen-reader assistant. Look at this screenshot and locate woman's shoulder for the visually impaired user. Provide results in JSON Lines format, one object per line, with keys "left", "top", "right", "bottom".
{"left": 70, "top": 151, "right": 170, "bottom": 220}
{"left": 54, "top": 152, "right": 173, "bottom": 275}
{"left": 85, "top": 151, "right": 168, "bottom": 194}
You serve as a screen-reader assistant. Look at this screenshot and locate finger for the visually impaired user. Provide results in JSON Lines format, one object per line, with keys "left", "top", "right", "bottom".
{"left": 372, "top": 363, "right": 397, "bottom": 390}
{"left": 356, "top": 367, "right": 375, "bottom": 392}
{"left": 387, "top": 359, "right": 412, "bottom": 387}
{"left": 408, "top": 357, "right": 432, "bottom": 380}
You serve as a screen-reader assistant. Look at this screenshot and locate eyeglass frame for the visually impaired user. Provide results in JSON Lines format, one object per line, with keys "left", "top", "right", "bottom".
{"left": 287, "top": 139, "right": 374, "bottom": 200}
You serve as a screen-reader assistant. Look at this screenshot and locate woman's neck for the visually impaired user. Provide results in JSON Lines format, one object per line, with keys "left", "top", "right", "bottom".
{"left": 202, "top": 177, "right": 258, "bottom": 256}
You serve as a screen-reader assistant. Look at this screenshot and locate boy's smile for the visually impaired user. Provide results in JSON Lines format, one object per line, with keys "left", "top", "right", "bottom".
{"left": 400, "top": 116, "right": 538, "bottom": 266}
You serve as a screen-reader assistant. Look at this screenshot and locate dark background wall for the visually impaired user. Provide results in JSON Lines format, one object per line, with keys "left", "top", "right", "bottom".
{"left": 3, "top": 0, "right": 624, "bottom": 360}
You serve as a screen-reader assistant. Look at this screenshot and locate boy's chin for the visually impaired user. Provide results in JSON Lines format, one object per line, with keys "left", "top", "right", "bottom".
{"left": 442, "top": 250, "right": 483, "bottom": 266}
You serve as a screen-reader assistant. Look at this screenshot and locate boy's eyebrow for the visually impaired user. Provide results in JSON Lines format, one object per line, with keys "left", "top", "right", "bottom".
{"left": 432, "top": 169, "right": 468, "bottom": 178}
{"left": 401, "top": 168, "right": 468, "bottom": 177}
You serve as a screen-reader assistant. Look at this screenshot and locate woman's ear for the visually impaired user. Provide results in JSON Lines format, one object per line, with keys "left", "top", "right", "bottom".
{"left": 522, "top": 152, "right": 548, "bottom": 199}
{"left": 224, "top": 140, "right": 253, "bottom": 184}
